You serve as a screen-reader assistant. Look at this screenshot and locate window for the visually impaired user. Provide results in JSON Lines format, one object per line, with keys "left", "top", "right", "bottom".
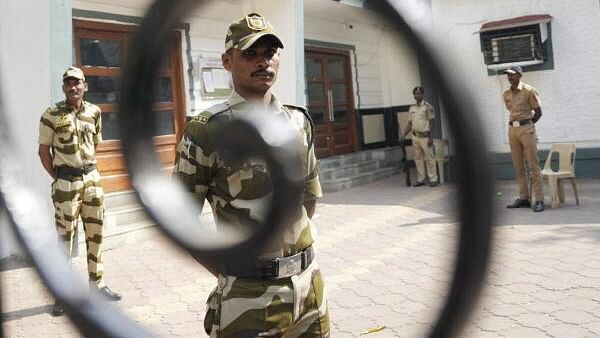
{"left": 479, "top": 15, "right": 553, "bottom": 73}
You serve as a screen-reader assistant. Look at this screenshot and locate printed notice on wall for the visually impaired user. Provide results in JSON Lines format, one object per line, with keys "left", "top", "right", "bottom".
{"left": 197, "top": 56, "right": 232, "bottom": 99}
{"left": 202, "top": 70, "right": 215, "bottom": 93}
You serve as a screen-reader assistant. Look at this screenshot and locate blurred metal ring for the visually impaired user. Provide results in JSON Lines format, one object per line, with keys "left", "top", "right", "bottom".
{"left": 0, "top": 0, "right": 493, "bottom": 337}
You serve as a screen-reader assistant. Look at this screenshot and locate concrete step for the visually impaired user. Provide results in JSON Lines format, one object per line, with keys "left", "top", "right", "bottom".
{"left": 318, "top": 147, "right": 405, "bottom": 192}
{"left": 104, "top": 190, "right": 140, "bottom": 210}
{"left": 318, "top": 147, "right": 403, "bottom": 170}
{"left": 321, "top": 167, "right": 402, "bottom": 192}
{"left": 320, "top": 159, "right": 386, "bottom": 181}
{"left": 104, "top": 190, "right": 153, "bottom": 234}
{"left": 104, "top": 204, "right": 151, "bottom": 232}
{"left": 318, "top": 152, "right": 372, "bottom": 170}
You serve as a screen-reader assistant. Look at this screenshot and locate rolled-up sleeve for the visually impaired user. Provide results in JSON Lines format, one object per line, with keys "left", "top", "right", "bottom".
{"left": 173, "top": 123, "right": 215, "bottom": 206}
{"left": 38, "top": 109, "right": 54, "bottom": 146}
{"left": 304, "top": 120, "right": 322, "bottom": 201}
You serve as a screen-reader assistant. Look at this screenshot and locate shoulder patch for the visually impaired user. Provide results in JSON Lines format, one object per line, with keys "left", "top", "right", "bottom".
{"left": 523, "top": 83, "right": 538, "bottom": 93}
{"left": 185, "top": 103, "right": 231, "bottom": 146}
{"left": 283, "top": 104, "right": 312, "bottom": 125}
{"left": 205, "top": 102, "right": 230, "bottom": 115}
{"left": 190, "top": 102, "right": 229, "bottom": 125}
{"left": 283, "top": 104, "right": 314, "bottom": 148}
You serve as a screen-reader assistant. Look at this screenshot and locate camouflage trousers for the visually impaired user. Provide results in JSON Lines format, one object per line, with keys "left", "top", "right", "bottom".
{"left": 412, "top": 135, "right": 438, "bottom": 184}
{"left": 52, "top": 169, "right": 105, "bottom": 287}
{"left": 204, "top": 260, "right": 330, "bottom": 337}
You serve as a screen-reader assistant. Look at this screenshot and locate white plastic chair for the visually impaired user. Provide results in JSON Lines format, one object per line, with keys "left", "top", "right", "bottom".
{"left": 433, "top": 139, "right": 449, "bottom": 184}
{"left": 541, "top": 143, "right": 579, "bottom": 208}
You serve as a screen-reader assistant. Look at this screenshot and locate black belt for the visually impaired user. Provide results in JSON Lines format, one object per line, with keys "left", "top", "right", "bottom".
{"left": 509, "top": 119, "right": 532, "bottom": 127}
{"left": 226, "top": 246, "right": 315, "bottom": 280}
{"left": 56, "top": 164, "right": 97, "bottom": 179}
{"left": 412, "top": 131, "right": 430, "bottom": 138}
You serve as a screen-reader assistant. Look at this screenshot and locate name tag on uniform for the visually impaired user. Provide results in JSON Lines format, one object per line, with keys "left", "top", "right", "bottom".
{"left": 511, "top": 121, "right": 520, "bottom": 127}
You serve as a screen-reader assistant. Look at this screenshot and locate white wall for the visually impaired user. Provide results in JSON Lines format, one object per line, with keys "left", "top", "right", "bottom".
{"left": 0, "top": 0, "right": 55, "bottom": 259}
{"left": 304, "top": 0, "right": 421, "bottom": 110}
{"left": 184, "top": 0, "right": 301, "bottom": 113}
{"left": 430, "top": 0, "right": 600, "bottom": 152}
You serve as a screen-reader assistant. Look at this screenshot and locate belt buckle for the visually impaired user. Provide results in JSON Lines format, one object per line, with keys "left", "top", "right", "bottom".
{"left": 512, "top": 121, "right": 520, "bottom": 127}
{"left": 276, "top": 254, "right": 302, "bottom": 279}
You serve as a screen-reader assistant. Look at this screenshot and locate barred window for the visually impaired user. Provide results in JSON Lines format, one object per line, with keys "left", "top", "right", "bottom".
{"left": 479, "top": 15, "right": 553, "bottom": 72}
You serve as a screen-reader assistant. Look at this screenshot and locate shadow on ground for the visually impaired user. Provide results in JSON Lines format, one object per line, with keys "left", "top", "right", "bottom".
{"left": 320, "top": 176, "right": 599, "bottom": 227}
{"left": 1, "top": 305, "right": 53, "bottom": 322}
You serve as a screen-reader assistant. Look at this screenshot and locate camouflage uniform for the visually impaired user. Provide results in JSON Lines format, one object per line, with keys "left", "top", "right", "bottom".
{"left": 408, "top": 100, "right": 438, "bottom": 184}
{"left": 38, "top": 99, "right": 106, "bottom": 287}
{"left": 174, "top": 91, "right": 329, "bottom": 337}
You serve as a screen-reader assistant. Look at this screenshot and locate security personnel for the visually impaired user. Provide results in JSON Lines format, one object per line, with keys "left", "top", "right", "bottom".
{"left": 173, "top": 13, "right": 329, "bottom": 337}
{"left": 503, "top": 65, "right": 545, "bottom": 212}
{"left": 38, "top": 66, "right": 122, "bottom": 316}
{"left": 403, "top": 86, "right": 438, "bottom": 187}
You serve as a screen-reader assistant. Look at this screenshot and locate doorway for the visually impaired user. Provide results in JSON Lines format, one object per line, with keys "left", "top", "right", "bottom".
{"left": 74, "top": 20, "right": 186, "bottom": 192}
{"left": 305, "top": 47, "right": 357, "bottom": 158}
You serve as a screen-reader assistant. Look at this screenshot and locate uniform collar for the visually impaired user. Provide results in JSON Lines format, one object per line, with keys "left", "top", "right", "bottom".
{"left": 227, "top": 90, "right": 284, "bottom": 115}
{"left": 59, "top": 100, "right": 86, "bottom": 113}
{"left": 512, "top": 81, "right": 524, "bottom": 91}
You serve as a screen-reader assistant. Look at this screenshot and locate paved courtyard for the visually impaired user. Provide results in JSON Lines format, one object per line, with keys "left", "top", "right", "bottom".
{"left": 2, "top": 176, "right": 600, "bottom": 337}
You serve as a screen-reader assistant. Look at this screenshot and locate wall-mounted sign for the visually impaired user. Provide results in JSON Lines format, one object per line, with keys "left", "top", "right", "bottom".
{"left": 197, "top": 56, "right": 232, "bottom": 99}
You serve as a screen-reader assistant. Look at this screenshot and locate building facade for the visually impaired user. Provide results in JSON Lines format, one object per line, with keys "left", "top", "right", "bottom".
{"left": 1, "top": 0, "right": 599, "bottom": 258}
{"left": 429, "top": 0, "right": 600, "bottom": 178}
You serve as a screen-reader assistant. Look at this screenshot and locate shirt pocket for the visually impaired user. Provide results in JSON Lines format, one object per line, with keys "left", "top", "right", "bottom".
{"left": 55, "top": 124, "right": 74, "bottom": 143}
{"left": 82, "top": 123, "right": 97, "bottom": 143}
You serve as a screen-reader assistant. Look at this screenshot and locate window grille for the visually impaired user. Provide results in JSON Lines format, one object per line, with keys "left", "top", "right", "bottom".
{"left": 480, "top": 24, "right": 544, "bottom": 66}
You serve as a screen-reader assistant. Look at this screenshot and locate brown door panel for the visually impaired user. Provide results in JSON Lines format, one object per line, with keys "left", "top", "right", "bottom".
{"left": 305, "top": 47, "right": 357, "bottom": 158}
{"left": 75, "top": 21, "right": 185, "bottom": 192}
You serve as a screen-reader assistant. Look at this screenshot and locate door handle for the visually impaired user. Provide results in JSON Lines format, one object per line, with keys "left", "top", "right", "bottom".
{"left": 327, "top": 89, "right": 334, "bottom": 122}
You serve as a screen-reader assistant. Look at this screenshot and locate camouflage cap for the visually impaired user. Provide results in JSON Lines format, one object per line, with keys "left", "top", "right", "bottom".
{"left": 225, "top": 13, "right": 283, "bottom": 51}
{"left": 62, "top": 66, "right": 85, "bottom": 81}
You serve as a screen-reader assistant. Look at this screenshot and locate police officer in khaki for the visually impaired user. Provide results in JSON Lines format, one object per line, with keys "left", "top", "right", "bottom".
{"left": 38, "top": 66, "right": 122, "bottom": 316}
{"left": 403, "top": 86, "right": 438, "bottom": 187}
{"left": 503, "top": 65, "right": 545, "bottom": 212}
{"left": 173, "top": 13, "right": 329, "bottom": 337}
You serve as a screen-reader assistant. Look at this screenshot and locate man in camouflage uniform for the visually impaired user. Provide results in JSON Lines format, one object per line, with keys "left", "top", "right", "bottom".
{"left": 38, "top": 66, "right": 122, "bottom": 316}
{"left": 173, "top": 13, "right": 330, "bottom": 337}
{"left": 403, "top": 86, "right": 438, "bottom": 187}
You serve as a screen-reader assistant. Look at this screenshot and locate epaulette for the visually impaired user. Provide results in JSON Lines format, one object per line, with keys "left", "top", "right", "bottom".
{"left": 185, "top": 102, "right": 230, "bottom": 145}
{"left": 283, "top": 104, "right": 313, "bottom": 127}
{"left": 83, "top": 100, "right": 101, "bottom": 112}
{"left": 283, "top": 104, "right": 314, "bottom": 147}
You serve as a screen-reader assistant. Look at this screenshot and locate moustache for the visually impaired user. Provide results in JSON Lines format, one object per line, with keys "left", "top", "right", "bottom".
{"left": 251, "top": 70, "right": 274, "bottom": 77}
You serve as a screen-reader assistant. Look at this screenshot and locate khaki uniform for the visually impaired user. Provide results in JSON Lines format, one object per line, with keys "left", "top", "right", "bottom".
{"left": 173, "top": 91, "right": 329, "bottom": 337}
{"left": 409, "top": 101, "right": 438, "bottom": 184}
{"left": 38, "top": 100, "right": 106, "bottom": 287}
{"left": 503, "top": 82, "right": 544, "bottom": 202}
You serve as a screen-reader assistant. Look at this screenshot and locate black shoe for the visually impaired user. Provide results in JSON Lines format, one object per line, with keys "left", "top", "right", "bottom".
{"left": 533, "top": 201, "right": 545, "bottom": 212}
{"left": 507, "top": 199, "right": 531, "bottom": 208}
{"left": 414, "top": 182, "right": 425, "bottom": 187}
{"left": 429, "top": 182, "right": 438, "bottom": 187}
{"left": 52, "top": 301, "right": 65, "bottom": 317}
{"left": 95, "top": 286, "right": 123, "bottom": 301}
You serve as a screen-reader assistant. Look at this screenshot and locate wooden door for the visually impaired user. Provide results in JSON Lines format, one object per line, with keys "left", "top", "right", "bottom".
{"left": 74, "top": 20, "right": 186, "bottom": 192}
{"left": 305, "top": 47, "right": 357, "bottom": 158}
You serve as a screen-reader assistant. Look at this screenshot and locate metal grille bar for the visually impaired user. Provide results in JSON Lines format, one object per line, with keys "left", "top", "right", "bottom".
{"left": 0, "top": 1, "right": 494, "bottom": 337}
